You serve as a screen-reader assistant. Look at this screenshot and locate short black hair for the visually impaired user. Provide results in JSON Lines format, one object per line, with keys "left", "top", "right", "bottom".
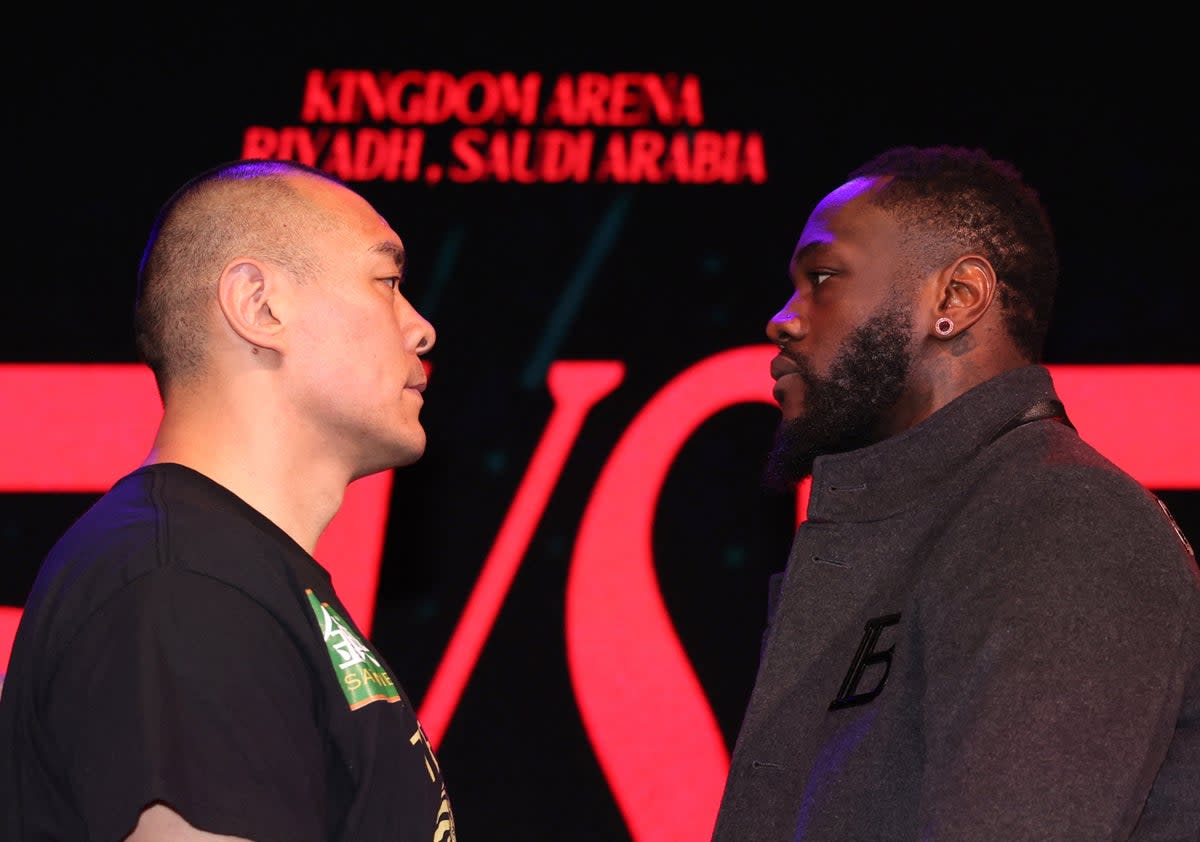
{"left": 848, "top": 145, "right": 1058, "bottom": 360}
{"left": 134, "top": 159, "right": 345, "bottom": 397}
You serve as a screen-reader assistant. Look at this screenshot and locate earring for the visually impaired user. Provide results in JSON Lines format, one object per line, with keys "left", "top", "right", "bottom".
{"left": 934, "top": 317, "right": 954, "bottom": 337}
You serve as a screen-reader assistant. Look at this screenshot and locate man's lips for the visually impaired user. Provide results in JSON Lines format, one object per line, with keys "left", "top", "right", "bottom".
{"left": 770, "top": 353, "right": 803, "bottom": 382}
{"left": 770, "top": 353, "right": 807, "bottom": 408}
{"left": 410, "top": 363, "right": 431, "bottom": 394}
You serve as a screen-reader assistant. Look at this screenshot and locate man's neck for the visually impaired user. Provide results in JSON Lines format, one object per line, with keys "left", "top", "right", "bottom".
{"left": 145, "top": 394, "right": 348, "bottom": 554}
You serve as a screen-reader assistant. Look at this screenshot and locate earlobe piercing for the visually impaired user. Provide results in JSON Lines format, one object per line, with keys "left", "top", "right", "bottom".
{"left": 934, "top": 317, "right": 954, "bottom": 337}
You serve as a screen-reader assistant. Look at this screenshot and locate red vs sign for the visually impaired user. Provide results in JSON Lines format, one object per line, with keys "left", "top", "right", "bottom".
{"left": 1, "top": 352, "right": 1197, "bottom": 840}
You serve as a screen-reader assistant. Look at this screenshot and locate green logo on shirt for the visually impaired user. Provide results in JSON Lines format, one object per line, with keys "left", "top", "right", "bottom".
{"left": 305, "top": 589, "right": 402, "bottom": 710}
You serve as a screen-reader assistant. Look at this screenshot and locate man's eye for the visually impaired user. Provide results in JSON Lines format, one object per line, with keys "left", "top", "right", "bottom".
{"left": 810, "top": 271, "right": 833, "bottom": 287}
{"left": 382, "top": 276, "right": 403, "bottom": 290}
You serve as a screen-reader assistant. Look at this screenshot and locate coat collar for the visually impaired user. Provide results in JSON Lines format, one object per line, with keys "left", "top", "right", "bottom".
{"left": 805, "top": 364, "right": 1062, "bottom": 523}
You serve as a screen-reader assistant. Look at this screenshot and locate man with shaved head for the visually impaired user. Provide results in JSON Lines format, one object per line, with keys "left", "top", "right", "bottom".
{"left": 710, "top": 146, "right": 1199, "bottom": 841}
{"left": 1, "top": 160, "right": 456, "bottom": 841}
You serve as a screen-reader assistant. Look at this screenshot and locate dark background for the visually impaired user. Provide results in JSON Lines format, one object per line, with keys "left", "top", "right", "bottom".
{"left": 5, "top": 11, "right": 1197, "bottom": 840}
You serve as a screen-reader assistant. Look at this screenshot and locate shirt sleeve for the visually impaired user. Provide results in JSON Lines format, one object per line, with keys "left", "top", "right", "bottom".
{"left": 46, "top": 568, "right": 329, "bottom": 842}
{"left": 917, "top": 477, "right": 1199, "bottom": 839}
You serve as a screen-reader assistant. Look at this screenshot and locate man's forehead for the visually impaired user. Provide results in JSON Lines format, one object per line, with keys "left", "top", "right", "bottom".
{"left": 291, "top": 174, "right": 403, "bottom": 257}
{"left": 822, "top": 176, "right": 881, "bottom": 208}
{"left": 793, "top": 177, "right": 891, "bottom": 259}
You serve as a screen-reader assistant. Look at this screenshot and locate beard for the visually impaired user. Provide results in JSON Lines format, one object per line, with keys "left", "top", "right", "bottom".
{"left": 764, "top": 299, "right": 916, "bottom": 491}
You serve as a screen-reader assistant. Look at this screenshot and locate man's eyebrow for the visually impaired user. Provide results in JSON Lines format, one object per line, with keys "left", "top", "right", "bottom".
{"left": 371, "top": 241, "right": 407, "bottom": 274}
{"left": 790, "top": 241, "right": 825, "bottom": 266}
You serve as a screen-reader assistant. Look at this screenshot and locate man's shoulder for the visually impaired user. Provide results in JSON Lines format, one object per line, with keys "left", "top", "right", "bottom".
{"left": 963, "top": 419, "right": 1197, "bottom": 583}
{"left": 49, "top": 464, "right": 270, "bottom": 567}
{"left": 41, "top": 463, "right": 315, "bottom": 605}
{"left": 21, "top": 465, "right": 328, "bottom": 667}
{"left": 41, "top": 469, "right": 163, "bottom": 576}
{"left": 976, "top": 412, "right": 1148, "bottom": 505}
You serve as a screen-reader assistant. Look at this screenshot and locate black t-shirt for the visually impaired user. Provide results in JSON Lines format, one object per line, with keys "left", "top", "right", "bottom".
{"left": 1, "top": 463, "right": 456, "bottom": 842}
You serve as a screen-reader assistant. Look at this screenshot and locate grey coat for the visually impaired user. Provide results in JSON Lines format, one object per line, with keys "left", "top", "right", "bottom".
{"left": 711, "top": 365, "right": 1200, "bottom": 841}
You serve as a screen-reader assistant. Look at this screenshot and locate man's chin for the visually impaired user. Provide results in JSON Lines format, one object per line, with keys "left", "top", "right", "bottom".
{"left": 391, "top": 438, "right": 427, "bottom": 468}
{"left": 763, "top": 465, "right": 810, "bottom": 494}
{"left": 353, "top": 434, "right": 427, "bottom": 479}
{"left": 763, "top": 432, "right": 818, "bottom": 493}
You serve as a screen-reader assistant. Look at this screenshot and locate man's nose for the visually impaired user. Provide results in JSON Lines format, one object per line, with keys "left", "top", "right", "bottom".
{"left": 415, "top": 315, "right": 436, "bottom": 354}
{"left": 402, "top": 298, "right": 436, "bottom": 354}
{"left": 766, "top": 294, "right": 807, "bottom": 346}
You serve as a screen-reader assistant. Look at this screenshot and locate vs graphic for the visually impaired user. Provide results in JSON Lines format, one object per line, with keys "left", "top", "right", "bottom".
{"left": 2, "top": 349, "right": 1198, "bottom": 842}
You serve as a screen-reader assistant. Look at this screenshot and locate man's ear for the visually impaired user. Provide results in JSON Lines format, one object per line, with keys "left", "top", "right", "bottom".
{"left": 927, "top": 255, "right": 996, "bottom": 339}
{"left": 216, "top": 259, "right": 285, "bottom": 353}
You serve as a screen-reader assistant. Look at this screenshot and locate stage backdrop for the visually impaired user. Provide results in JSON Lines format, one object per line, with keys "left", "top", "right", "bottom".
{"left": 4, "top": 16, "right": 1197, "bottom": 841}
